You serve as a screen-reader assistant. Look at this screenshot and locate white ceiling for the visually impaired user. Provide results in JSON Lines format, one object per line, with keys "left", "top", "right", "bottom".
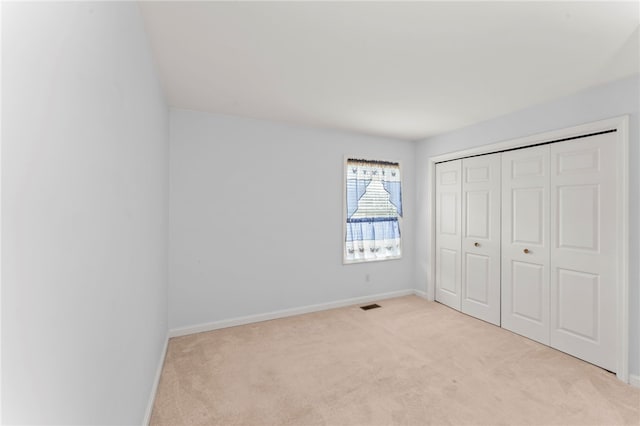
{"left": 139, "top": 1, "right": 639, "bottom": 141}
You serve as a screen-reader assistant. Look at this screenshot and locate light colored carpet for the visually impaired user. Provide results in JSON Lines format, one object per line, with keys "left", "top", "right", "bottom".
{"left": 151, "top": 296, "right": 640, "bottom": 425}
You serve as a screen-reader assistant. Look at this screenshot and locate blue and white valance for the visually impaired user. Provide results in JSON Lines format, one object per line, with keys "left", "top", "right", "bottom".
{"left": 345, "top": 159, "right": 403, "bottom": 262}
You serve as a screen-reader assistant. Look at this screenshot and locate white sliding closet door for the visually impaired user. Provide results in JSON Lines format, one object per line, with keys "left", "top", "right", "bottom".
{"left": 501, "top": 146, "right": 550, "bottom": 345}
{"left": 435, "top": 160, "right": 462, "bottom": 310}
{"left": 549, "top": 132, "right": 617, "bottom": 371}
{"left": 461, "top": 154, "right": 501, "bottom": 325}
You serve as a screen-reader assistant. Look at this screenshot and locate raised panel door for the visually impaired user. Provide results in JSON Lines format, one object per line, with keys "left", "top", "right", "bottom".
{"left": 501, "top": 145, "right": 550, "bottom": 345}
{"left": 461, "top": 153, "right": 501, "bottom": 325}
{"left": 435, "top": 160, "right": 462, "bottom": 310}
{"left": 550, "top": 133, "right": 617, "bottom": 371}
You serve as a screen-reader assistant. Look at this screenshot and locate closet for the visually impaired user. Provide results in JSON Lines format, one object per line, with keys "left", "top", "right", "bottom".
{"left": 435, "top": 130, "right": 618, "bottom": 372}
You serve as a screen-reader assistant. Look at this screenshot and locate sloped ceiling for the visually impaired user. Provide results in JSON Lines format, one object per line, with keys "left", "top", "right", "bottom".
{"left": 140, "top": 1, "right": 639, "bottom": 140}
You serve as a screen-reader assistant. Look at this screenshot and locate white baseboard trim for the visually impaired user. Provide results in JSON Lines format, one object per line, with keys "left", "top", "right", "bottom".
{"left": 413, "top": 289, "right": 429, "bottom": 300}
{"left": 630, "top": 374, "right": 640, "bottom": 388}
{"left": 143, "top": 333, "right": 169, "bottom": 426}
{"left": 168, "top": 289, "right": 416, "bottom": 338}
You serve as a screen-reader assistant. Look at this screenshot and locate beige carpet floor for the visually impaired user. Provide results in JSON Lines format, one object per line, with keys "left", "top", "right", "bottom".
{"left": 151, "top": 296, "right": 640, "bottom": 425}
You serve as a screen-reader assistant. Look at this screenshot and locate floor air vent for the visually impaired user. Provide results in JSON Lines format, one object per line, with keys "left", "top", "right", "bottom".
{"left": 360, "top": 303, "right": 381, "bottom": 311}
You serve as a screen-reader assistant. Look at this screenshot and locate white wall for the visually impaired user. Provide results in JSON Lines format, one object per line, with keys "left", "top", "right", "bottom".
{"left": 415, "top": 75, "right": 640, "bottom": 377}
{"left": 169, "top": 109, "right": 414, "bottom": 329}
{"left": 2, "top": 3, "right": 168, "bottom": 424}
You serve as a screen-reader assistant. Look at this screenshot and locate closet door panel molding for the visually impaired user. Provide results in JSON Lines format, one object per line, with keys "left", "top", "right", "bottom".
{"left": 435, "top": 160, "right": 462, "bottom": 310}
{"left": 461, "top": 153, "right": 501, "bottom": 325}
{"left": 549, "top": 132, "right": 617, "bottom": 372}
{"left": 501, "top": 145, "right": 550, "bottom": 345}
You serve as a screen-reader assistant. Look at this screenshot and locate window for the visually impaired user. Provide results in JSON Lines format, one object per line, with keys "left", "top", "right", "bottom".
{"left": 344, "top": 158, "right": 403, "bottom": 263}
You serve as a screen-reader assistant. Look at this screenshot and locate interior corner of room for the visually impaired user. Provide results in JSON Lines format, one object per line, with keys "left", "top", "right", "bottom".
{"left": 1, "top": 1, "right": 639, "bottom": 425}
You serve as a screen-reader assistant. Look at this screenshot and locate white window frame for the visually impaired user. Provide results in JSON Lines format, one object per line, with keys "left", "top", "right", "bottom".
{"left": 342, "top": 155, "right": 404, "bottom": 264}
